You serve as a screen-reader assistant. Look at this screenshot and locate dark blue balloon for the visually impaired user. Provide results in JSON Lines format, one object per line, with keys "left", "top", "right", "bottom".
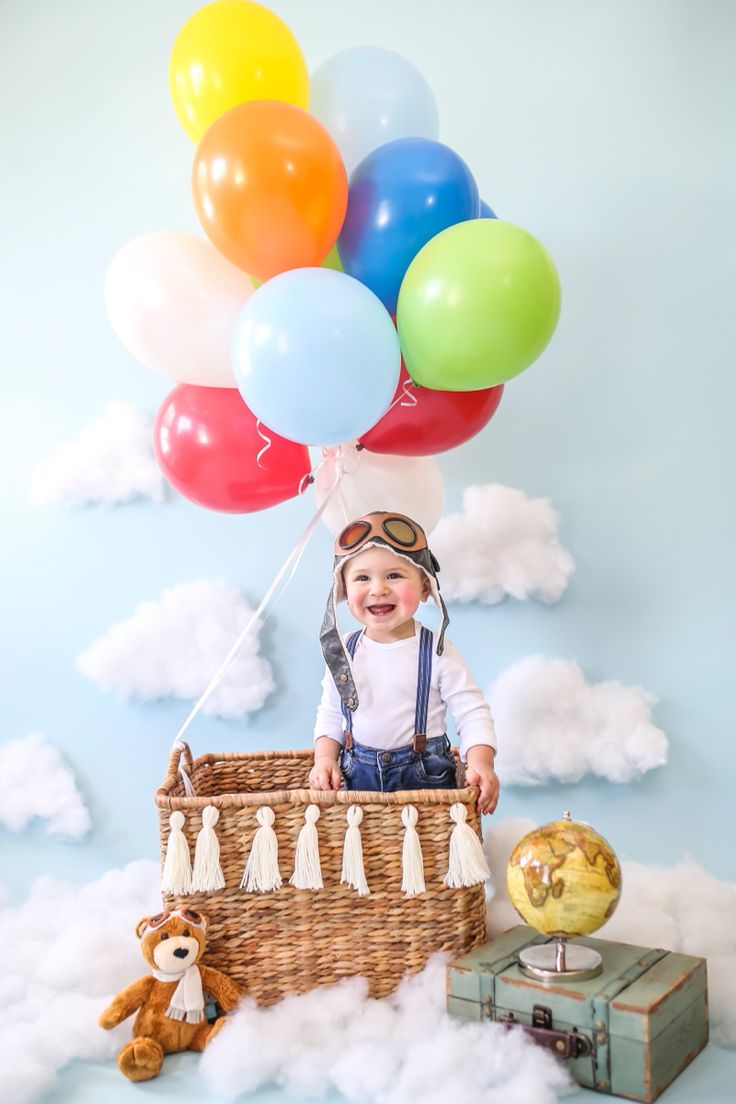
{"left": 479, "top": 199, "right": 498, "bottom": 219}
{"left": 338, "top": 138, "right": 479, "bottom": 314}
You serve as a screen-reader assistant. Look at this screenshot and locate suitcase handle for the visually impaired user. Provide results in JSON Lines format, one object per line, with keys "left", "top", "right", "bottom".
{"left": 499, "top": 1007, "right": 592, "bottom": 1059}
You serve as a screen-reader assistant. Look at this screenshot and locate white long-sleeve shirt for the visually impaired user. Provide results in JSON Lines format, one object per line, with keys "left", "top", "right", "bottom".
{"left": 313, "top": 622, "right": 496, "bottom": 762}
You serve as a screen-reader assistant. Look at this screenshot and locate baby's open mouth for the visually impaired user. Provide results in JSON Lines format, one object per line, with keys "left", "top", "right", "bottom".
{"left": 367, "top": 604, "right": 395, "bottom": 616}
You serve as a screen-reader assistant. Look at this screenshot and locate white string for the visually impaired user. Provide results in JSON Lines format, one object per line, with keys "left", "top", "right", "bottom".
{"left": 399, "top": 378, "right": 418, "bottom": 408}
{"left": 255, "top": 419, "right": 272, "bottom": 469}
{"left": 318, "top": 444, "right": 363, "bottom": 527}
{"left": 170, "top": 451, "right": 346, "bottom": 775}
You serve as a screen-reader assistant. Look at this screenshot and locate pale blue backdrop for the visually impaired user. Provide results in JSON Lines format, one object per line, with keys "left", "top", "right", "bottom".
{"left": 2, "top": 1, "right": 734, "bottom": 1101}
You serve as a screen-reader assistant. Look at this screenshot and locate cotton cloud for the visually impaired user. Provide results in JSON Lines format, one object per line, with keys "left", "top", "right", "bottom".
{"left": 0, "top": 860, "right": 161, "bottom": 1104}
{"left": 200, "top": 957, "right": 572, "bottom": 1104}
{"left": 76, "top": 579, "right": 275, "bottom": 720}
{"left": 491, "top": 656, "right": 668, "bottom": 785}
{"left": 431, "top": 484, "right": 574, "bottom": 604}
{"left": 484, "top": 819, "right": 736, "bottom": 1047}
{"left": 0, "top": 733, "right": 91, "bottom": 839}
{"left": 31, "top": 402, "right": 164, "bottom": 507}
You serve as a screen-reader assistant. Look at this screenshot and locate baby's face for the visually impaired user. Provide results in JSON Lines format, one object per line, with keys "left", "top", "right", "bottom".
{"left": 342, "top": 545, "right": 429, "bottom": 643}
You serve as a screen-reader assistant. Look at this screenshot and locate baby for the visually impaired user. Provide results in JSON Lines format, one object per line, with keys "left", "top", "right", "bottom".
{"left": 309, "top": 511, "right": 499, "bottom": 814}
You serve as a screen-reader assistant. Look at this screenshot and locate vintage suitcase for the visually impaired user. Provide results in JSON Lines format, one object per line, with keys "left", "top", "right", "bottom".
{"left": 447, "top": 925, "right": 708, "bottom": 1102}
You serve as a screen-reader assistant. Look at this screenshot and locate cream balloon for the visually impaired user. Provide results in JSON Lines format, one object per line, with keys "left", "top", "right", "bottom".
{"left": 314, "top": 446, "right": 445, "bottom": 535}
{"left": 104, "top": 231, "right": 255, "bottom": 387}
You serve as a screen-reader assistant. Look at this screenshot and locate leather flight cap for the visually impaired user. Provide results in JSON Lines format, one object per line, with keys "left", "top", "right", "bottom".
{"left": 319, "top": 511, "right": 450, "bottom": 710}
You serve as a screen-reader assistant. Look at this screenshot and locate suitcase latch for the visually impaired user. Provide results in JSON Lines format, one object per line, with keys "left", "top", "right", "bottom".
{"left": 499, "top": 1004, "right": 592, "bottom": 1060}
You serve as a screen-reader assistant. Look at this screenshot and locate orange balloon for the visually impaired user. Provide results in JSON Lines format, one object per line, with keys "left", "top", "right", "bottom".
{"left": 192, "top": 100, "right": 348, "bottom": 282}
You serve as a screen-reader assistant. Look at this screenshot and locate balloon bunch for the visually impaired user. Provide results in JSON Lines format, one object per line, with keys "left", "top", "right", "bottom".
{"left": 104, "top": 0, "right": 561, "bottom": 518}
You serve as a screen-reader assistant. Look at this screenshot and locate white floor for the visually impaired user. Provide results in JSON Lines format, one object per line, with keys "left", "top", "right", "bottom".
{"left": 42, "top": 1043, "right": 734, "bottom": 1104}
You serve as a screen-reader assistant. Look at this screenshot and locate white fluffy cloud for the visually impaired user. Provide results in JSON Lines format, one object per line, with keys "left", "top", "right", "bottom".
{"left": 200, "top": 957, "right": 571, "bottom": 1104}
{"left": 431, "top": 484, "right": 574, "bottom": 604}
{"left": 0, "top": 733, "right": 91, "bottom": 838}
{"left": 76, "top": 579, "right": 275, "bottom": 720}
{"left": 0, "top": 860, "right": 161, "bottom": 1104}
{"left": 484, "top": 818, "right": 736, "bottom": 1047}
{"left": 491, "top": 656, "right": 668, "bottom": 785}
{"left": 31, "top": 402, "right": 164, "bottom": 507}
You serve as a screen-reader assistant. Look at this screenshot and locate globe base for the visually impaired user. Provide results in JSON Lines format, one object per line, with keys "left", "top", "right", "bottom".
{"left": 518, "top": 938, "right": 603, "bottom": 983}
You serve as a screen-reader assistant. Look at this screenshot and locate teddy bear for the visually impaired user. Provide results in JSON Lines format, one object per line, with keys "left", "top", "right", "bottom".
{"left": 99, "top": 907, "right": 242, "bottom": 1081}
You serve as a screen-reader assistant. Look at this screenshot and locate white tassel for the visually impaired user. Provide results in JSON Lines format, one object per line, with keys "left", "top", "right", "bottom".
{"left": 191, "top": 805, "right": 226, "bottom": 892}
{"left": 240, "top": 806, "right": 282, "bottom": 892}
{"left": 444, "top": 803, "right": 492, "bottom": 888}
{"left": 290, "top": 805, "right": 323, "bottom": 890}
{"left": 341, "top": 806, "right": 370, "bottom": 896}
{"left": 161, "top": 811, "right": 192, "bottom": 895}
{"left": 401, "top": 805, "right": 425, "bottom": 897}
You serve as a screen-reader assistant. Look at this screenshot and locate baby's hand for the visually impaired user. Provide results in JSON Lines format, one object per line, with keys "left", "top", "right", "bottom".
{"left": 309, "top": 757, "right": 342, "bottom": 791}
{"left": 465, "top": 765, "right": 500, "bottom": 816}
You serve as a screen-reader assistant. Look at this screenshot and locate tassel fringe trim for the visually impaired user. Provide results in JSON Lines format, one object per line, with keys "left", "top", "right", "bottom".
{"left": 241, "top": 806, "right": 282, "bottom": 892}
{"left": 161, "top": 811, "right": 192, "bottom": 895}
{"left": 160, "top": 802, "right": 490, "bottom": 896}
{"left": 444, "top": 803, "right": 492, "bottom": 888}
{"left": 191, "top": 805, "right": 226, "bottom": 892}
{"left": 290, "top": 805, "right": 323, "bottom": 890}
{"left": 341, "top": 806, "right": 370, "bottom": 896}
{"left": 401, "top": 805, "right": 426, "bottom": 897}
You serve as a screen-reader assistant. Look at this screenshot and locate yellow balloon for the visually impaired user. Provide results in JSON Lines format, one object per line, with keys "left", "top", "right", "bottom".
{"left": 169, "top": 0, "right": 309, "bottom": 143}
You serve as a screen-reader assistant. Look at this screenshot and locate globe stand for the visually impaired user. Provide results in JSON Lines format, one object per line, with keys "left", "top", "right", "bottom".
{"left": 518, "top": 936, "right": 603, "bottom": 983}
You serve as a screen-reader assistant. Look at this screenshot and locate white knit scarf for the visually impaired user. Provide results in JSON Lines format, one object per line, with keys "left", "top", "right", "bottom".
{"left": 152, "top": 964, "right": 205, "bottom": 1024}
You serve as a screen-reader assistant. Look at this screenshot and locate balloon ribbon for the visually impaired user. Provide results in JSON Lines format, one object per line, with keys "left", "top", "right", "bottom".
{"left": 172, "top": 453, "right": 344, "bottom": 794}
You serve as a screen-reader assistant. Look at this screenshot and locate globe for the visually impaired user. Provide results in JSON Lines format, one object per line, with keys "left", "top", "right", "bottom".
{"left": 507, "top": 814, "right": 622, "bottom": 938}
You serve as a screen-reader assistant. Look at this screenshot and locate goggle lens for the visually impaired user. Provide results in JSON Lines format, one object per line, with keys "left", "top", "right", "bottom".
{"left": 147, "top": 912, "right": 171, "bottom": 930}
{"left": 338, "top": 520, "right": 371, "bottom": 549}
{"left": 382, "top": 518, "right": 418, "bottom": 546}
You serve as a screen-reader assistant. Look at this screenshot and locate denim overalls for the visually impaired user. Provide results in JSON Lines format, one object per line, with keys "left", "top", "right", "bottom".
{"left": 339, "top": 626, "right": 458, "bottom": 792}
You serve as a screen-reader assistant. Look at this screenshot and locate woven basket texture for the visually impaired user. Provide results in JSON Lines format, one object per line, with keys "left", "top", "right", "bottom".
{"left": 156, "top": 744, "right": 487, "bottom": 1004}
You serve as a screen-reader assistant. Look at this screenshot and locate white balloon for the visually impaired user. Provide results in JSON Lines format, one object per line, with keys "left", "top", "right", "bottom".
{"left": 314, "top": 447, "right": 445, "bottom": 535}
{"left": 105, "top": 231, "right": 255, "bottom": 387}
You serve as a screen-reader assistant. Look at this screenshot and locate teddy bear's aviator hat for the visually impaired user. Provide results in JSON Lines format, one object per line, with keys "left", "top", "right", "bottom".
{"left": 319, "top": 511, "right": 450, "bottom": 712}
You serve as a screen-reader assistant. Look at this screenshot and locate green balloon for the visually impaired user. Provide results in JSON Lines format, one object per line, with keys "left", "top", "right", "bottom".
{"left": 251, "top": 245, "right": 343, "bottom": 288}
{"left": 396, "top": 219, "right": 561, "bottom": 390}
{"left": 322, "top": 244, "right": 344, "bottom": 273}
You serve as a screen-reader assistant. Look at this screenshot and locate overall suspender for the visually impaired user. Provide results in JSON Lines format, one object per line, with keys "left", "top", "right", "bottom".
{"left": 341, "top": 626, "right": 433, "bottom": 754}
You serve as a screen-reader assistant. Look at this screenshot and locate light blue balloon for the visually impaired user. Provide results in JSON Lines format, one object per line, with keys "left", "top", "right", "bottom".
{"left": 310, "top": 47, "right": 439, "bottom": 177}
{"left": 232, "top": 269, "right": 401, "bottom": 447}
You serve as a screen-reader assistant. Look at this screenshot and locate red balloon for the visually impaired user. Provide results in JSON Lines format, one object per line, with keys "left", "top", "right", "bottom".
{"left": 359, "top": 364, "right": 503, "bottom": 456}
{"left": 154, "top": 385, "right": 311, "bottom": 512}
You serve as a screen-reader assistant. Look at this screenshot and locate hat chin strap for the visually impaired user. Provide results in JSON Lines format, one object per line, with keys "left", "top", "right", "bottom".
{"left": 320, "top": 592, "right": 359, "bottom": 711}
{"left": 435, "top": 589, "right": 450, "bottom": 655}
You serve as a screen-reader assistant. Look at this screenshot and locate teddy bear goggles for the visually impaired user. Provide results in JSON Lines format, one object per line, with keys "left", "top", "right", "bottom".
{"left": 140, "top": 909, "right": 206, "bottom": 936}
{"left": 320, "top": 510, "right": 450, "bottom": 712}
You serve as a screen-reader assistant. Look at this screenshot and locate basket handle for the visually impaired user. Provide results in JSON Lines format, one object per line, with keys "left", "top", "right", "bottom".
{"left": 162, "top": 740, "right": 196, "bottom": 797}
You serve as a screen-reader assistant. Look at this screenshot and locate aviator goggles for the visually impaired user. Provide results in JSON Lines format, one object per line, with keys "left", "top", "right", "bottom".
{"left": 335, "top": 513, "right": 428, "bottom": 556}
{"left": 141, "top": 909, "right": 205, "bottom": 935}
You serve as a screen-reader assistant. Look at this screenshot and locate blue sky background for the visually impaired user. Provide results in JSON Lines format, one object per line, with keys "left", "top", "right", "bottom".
{"left": 2, "top": 1, "right": 734, "bottom": 1100}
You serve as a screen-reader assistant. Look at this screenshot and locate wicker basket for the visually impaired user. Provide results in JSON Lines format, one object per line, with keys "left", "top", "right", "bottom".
{"left": 155, "top": 742, "right": 488, "bottom": 1005}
